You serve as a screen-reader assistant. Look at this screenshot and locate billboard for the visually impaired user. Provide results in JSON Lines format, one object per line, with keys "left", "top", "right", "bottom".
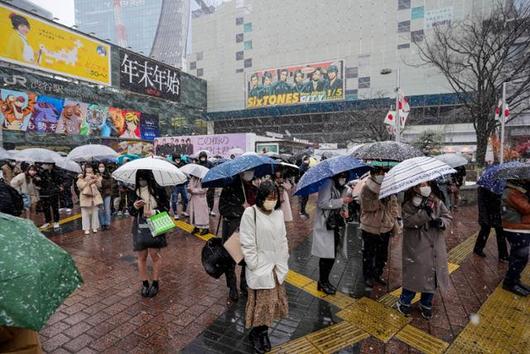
{"left": 119, "top": 50, "right": 181, "bottom": 102}
{"left": 0, "top": 3, "right": 111, "bottom": 85}
{"left": 246, "top": 60, "right": 344, "bottom": 108}
{"left": 155, "top": 133, "right": 252, "bottom": 158}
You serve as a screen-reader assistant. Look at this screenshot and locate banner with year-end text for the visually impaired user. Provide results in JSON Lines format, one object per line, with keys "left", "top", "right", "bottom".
{"left": 0, "top": 3, "right": 111, "bottom": 85}
{"left": 246, "top": 60, "right": 344, "bottom": 108}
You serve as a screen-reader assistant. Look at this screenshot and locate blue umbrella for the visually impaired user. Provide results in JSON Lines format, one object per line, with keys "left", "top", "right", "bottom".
{"left": 202, "top": 154, "right": 279, "bottom": 187}
{"left": 294, "top": 155, "right": 370, "bottom": 196}
{"left": 477, "top": 161, "right": 528, "bottom": 194}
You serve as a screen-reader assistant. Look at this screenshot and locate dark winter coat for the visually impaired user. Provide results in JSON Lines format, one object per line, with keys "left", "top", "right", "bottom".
{"left": 477, "top": 187, "right": 502, "bottom": 227}
{"left": 35, "top": 168, "right": 63, "bottom": 197}
{"left": 0, "top": 180, "right": 23, "bottom": 216}
{"left": 219, "top": 176, "right": 246, "bottom": 220}
{"left": 100, "top": 175, "right": 113, "bottom": 198}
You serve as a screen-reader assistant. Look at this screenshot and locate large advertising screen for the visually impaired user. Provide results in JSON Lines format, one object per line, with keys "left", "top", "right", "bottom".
{"left": 155, "top": 133, "right": 250, "bottom": 158}
{"left": 0, "top": 3, "right": 111, "bottom": 85}
{"left": 246, "top": 60, "right": 344, "bottom": 108}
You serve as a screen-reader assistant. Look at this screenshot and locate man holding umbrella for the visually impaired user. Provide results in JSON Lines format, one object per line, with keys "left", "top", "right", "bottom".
{"left": 359, "top": 166, "right": 400, "bottom": 287}
{"left": 35, "top": 162, "right": 63, "bottom": 230}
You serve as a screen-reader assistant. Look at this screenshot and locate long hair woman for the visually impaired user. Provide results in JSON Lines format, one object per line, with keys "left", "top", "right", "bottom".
{"left": 77, "top": 164, "right": 103, "bottom": 235}
{"left": 240, "top": 180, "right": 289, "bottom": 353}
{"left": 128, "top": 169, "right": 169, "bottom": 297}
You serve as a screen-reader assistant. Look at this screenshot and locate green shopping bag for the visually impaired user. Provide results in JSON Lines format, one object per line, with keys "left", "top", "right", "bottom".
{"left": 147, "top": 211, "right": 176, "bottom": 237}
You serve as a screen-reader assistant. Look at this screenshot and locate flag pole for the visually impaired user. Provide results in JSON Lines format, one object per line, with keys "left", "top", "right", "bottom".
{"left": 500, "top": 82, "right": 506, "bottom": 163}
{"left": 395, "top": 67, "right": 401, "bottom": 143}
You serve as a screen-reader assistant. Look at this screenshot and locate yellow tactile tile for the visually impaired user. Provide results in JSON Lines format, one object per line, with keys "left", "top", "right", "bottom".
{"left": 174, "top": 220, "right": 215, "bottom": 241}
{"left": 395, "top": 324, "right": 449, "bottom": 354}
{"left": 307, "top": 321, "right": 370, "bottom": 353}
{"left": 446, "top": 266, "right": 530, "bottom": 354}
{"left": 270, "top": 336, "right": 319, "bottom": 354}
{"left": 285, "top": 270, "right": 314, "bottom": 289}
{"left": 337, "top": 297, "right": 410, "bottom": 342}
{"left": 447, "top": 232, "right": 478, "bottom": 264}
{"left": 41, "top": 212, "right": 82, "bottom": 231}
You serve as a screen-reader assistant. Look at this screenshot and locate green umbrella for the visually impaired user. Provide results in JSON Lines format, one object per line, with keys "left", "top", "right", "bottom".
{"left": 0, "top": 213, "right": 83, "bottom": 331}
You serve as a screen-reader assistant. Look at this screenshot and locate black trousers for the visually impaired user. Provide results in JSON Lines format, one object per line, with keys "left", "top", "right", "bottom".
{"left": 504, "top": 231, "right": 530, "bottom": 287}
{"left": 319, "top": 229, "right": 341, "bottom": 283}
{"left": 362, "top": 230, "right": 390, "bottom": 281}
{"left": 222, "top": 217, "right": 246, "bottom": 291}
{"left": 207, "top": 188, "right": 215, "bottom": 211}
{"left": 41, "top": 195, "right": 60, "bottom": 223}
{"left": 61, "top": 188, "right": 73, "bottom": 209}
{"left": 474, "top": 224, "right": 509, "bottom": 258}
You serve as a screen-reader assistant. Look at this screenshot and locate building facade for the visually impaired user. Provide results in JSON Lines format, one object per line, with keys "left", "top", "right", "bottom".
{"left": 74, "top": 0, "right": 190, "bottom": 68}
{"left": 188, "top": 0, "right": 518, "bottom": 151}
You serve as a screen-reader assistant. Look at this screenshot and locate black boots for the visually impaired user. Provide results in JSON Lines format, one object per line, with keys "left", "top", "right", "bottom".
{"left": 318, "top": 258, "right": 336, "bottom": 295}
{"left": 229, "top": 287, "right": 239, "bottom": 302}
{"left": 249, "top": 326, "right": 270, "bottom": 353}
{"left": 141, "top": 280, "right": 150, "bottom": 297}
{"left": 317, "top": 281, "right": 336, "bottom": 295}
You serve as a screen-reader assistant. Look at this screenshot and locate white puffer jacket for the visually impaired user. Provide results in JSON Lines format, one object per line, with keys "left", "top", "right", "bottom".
{"left": 239, "top": 206, "right": 289, "bottom": 290}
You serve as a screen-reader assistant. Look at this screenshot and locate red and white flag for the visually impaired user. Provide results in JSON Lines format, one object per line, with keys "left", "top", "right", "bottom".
{"left": 384, "top": 110, "right": 396, "bottom": 126}
{"left": 398, "top": 89, "right": 410, "bottom": 128}
{"left": 495, "top": 99, "right": 510, "bottom": 121}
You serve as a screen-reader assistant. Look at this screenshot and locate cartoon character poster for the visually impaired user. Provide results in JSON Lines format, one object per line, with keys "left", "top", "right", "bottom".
{"left": 28, "top": 95, "right": 63, "bottom": 133}
{"left": 119, "top": 110, "right": 141, "bottom": 139}
{"left": 55, "top": 99, "right": 88, "bottom": 135}
{"left": 81, "top": 103, "right": 108, "bottom": 136}
{"left": 0, "top": 89, "right": 36, "bottom": 131}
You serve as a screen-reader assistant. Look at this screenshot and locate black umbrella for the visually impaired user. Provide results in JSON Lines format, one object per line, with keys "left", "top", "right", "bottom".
{"left": 352, "top": 141, "right": 423, "bottom": 162}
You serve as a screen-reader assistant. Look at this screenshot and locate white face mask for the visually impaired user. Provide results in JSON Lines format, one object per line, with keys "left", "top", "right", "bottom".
{"left": 138, "top": 180, "right": 148, "bottom": 187}
{"left": 242, "top": 171, "right": 254, "bottom": 181}
{"left": 338, "top": 178, "right": 347, "bottom": 186}
{"left": 412, "top": 196, "right": 423, "bottom": 207}
{"left": 420, "top": 186, "right": 432, "bottom": 197}
{"left": 98, "top": 167, "right": 105, "bottom": 173}
{"left": 263, "top": 200, "right": 277, "bottom": 211}
{"left": 374, "top": 175, "right": 384, "bottom": 184}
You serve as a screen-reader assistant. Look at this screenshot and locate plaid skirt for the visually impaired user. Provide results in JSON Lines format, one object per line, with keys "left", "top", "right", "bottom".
{"left": 245, "top": 275, "right": 288, "bottom": 328}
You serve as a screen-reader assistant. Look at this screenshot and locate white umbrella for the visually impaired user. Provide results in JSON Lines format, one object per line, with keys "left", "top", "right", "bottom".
{"left": 180, "top": 163, "right": 209, "bottom": 179}
{"left": 0, "top": 148, "right": 12, "bottom": 160}
{"left": 12, "top": 148, "right": 62, "bottom": 163}
{"left": 54, "top": 157, "right": 82, "bottom": 174}
{"left": 379, "top": 156, "right": 456, "bottom": 199}
{"left": 67, "top": 144, "right": 118, "bottom": 162}
{"left": 112, "top": 157, "right": 187, "bottom": 187}
{"left": 434, "top": 153, "right": 468, "bottom": 168}
{"left": 228, "top": 148, "right": 245, "bottom": 156}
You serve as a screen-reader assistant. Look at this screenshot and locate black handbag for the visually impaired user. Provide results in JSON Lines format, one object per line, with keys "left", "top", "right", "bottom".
{"left": 325, "top": 209, "right": 345, "bottom": 231}
{"left": 202, "top": 237, "right": 232, "bottom": 279}
{"left": 132, "top": 215, "right": 167, "bottom": 250}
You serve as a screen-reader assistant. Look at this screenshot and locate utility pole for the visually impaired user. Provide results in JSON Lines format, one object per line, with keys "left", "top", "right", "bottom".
{"left": 500, "top": 82, "right": 506, "bottom": 163}
{"left": 395, "top": 67, "right": 401, "bottom": 143}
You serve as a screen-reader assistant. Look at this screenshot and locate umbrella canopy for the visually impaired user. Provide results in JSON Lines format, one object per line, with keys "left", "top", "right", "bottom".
{"left": 12, "top": 148, "right": 62, "bottom": 163}
{"left": 0, "top": 148, "right": 13, "bottom": 161}
{"left": 490, "top": 161, "right": 530, "bottom": 181}
{"left": 379, "top": 156, "right": 456, "bottom": 199}
{"left": 476, "top": 162, "right": 523, "bottom": 195}
{"left": 180, "top": 163, "right": 209, "bottom": 179}
{"left": 202, "top": 154, "right": 279, "bottom": 188}
{"left": 352, "top": 141, "right": 423, "bottom": 162}
{"left": 67, "top": 144, "right": 118, "bottom": 162}
{"left": 294, "top": 155, "right": 370, "bottom": 196}
{"left": 228, "top": 148, "right": 245, "bottom": 156}
{"left": 0, "top": 213, "right": 83, "bottom": 331}
{"left": 117, "top": 153, "right": 141, "bottom": 165}
{"left": 434, "top": 153, "right": 469, "bottom": 168}
{"left": 112, "top": 157, "right": 187, "bottom": 187}
{"left": 54, "top": 157, "right": 81, "bottom": 174}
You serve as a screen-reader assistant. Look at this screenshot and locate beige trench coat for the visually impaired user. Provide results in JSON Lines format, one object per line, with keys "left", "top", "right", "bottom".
{"left": 76, "top": 175, "right": 103, "bottom": 207}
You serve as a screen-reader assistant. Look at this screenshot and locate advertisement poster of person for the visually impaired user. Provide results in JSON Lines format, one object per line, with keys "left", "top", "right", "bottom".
{"left": 119, "top": 110, "right": 142, "bottom": 139}
{"left": 246, "top": 60, "right": 344, "bottom": 108}
{"left": 0, "top": 3, "right": 111, "bottom": 85}
{"left": 155, "top": 133, "right": 257, "bottom": 158}
{"left": 0, "top": 88, "right": 36, "bottom": 131}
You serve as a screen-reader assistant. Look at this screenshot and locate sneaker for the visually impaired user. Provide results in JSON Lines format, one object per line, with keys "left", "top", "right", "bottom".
{"left": 394, "top": 301, "right": 412, "bottom": 316}
{"left": 59, "top": 208, "right": 66, "bottom": 212}
{"left": 40, "top": 223, "right": 50, "bottom": 229}
{"left": 209, "top": 211, "right": 216, "bottom": 217}
{"left": 124, "top": 210, "right": 130, "bottom": 216}
{"left": 92, "top": 229, "right": 98, "bottom": 233}
{"left": 182, "top": 212, "right": 189, "bottom": 217}
{"left": 419, "top": 304, "right": 433, "bottom": 319}
{"left": 199, "top": 229, "right": 209, "bottom": 236}
{"left": 66, "top": 208, "right": 72, "bottom": 214}
{"left": 174, "top": 214, "right": 180, "bottom": 220}
{"left": 117, "top": 211, "right": 123, "bottom": 217}
{"left": 84, "top": 230, "right": 90, "bottom": 235}
{"left": 503, "top": 283, "right": 529, "bottom": 297}
{"left": 53, "top": 222, "right": 60, "bottom": 229}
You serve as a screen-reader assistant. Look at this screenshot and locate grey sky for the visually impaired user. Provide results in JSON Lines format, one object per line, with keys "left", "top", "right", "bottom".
{"left": 30, "top": 0, "right": 75, "bottom": 26}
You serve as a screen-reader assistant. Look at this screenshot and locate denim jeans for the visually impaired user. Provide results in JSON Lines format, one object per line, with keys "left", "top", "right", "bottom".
{"left": 172, "top": 184, "right": 188, "bottom": 213}
{"left": 503, "top": 231, "right": 530, "bottom": 287}
{"left": 98, "top": 196, "right": 112, "bottom": 226}
{"left": 399, "top": 288, "right": 434, "bottom": 309}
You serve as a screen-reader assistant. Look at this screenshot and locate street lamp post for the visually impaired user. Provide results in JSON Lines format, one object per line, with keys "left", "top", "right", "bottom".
{"left": 500, "top": 82, "right": 507, "bottom": 163}
{"left": 381, "top": 67, "right": 401, "bottom": 142}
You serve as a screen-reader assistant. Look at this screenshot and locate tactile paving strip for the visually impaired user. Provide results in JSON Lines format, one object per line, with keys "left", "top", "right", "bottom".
{"left": 337, "top": 297, "right": 410, "bottom": 342}
{"left": 270, "top": 336, "right": 319, "bottom": 354}
{"left": 395, "top": 324, "right": 449, "bottom": 354}
{"left": 446, "top": 266, "right": 530, "bottom": 354}
{"left": 174, "top": 220, "right": 214, "bottom": 241}
{"left": 447, "top": 232, "right": 478, "bottom": 264}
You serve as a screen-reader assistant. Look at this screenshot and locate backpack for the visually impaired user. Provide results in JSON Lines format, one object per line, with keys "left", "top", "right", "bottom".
{"left": 0, "top": 181, "right": 23, "bottom": 217}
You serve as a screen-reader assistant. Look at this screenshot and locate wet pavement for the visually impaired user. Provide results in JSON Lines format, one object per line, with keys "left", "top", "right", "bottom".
{"left": 35, "top": 197, "right": 529, "bottom": 353}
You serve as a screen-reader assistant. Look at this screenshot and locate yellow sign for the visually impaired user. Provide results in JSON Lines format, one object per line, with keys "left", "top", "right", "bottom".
{"left": 0, "top": 4, "right": 111, "bottom": 85}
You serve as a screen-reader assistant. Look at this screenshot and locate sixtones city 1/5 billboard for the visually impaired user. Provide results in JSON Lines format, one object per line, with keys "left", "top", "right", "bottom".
{"left": 246, "top": 60, "right": 344, "bottom": 108}
{"left": 0, "top": 3, "right": 111, "bottom": 85}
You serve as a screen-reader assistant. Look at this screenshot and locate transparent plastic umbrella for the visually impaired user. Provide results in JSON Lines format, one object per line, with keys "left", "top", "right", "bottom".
{"left": 112, "top": 157, "right": 187, "bottom": 186}
{"left": 54, "top": 157, "right": 82, "bottom": 174}
{"left": 180, "top": 163, "right": 209, "bottom": 179}
{"left": 12, "top": 148, "right": 62, "bottom": 163}
{"left": 66, "top": 144, "right": 118, "bottom": 162}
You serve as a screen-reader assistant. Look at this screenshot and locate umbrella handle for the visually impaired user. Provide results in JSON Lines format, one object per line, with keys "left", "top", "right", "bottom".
{"left": 215, "top": 216, "right": 222, "bottom": 237}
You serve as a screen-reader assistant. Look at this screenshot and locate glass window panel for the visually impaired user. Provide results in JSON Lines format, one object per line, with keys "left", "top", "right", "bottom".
{"left": 398, "top": 20, "right": 410, "bottom": 33}
{"left": 236, "top": 51, "right": 244, "bottom": 60}
{"left": 244, "top": 40, "right": 252, "bottom": 50}
{"left": 244, "top": 58, "right": 252, "bottom": 68}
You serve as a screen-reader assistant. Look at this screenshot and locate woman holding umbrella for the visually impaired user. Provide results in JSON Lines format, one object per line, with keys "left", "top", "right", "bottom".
{"left": 312, "top": 173, "right": 352, "bottom": 295}
{"left": 128, "top": 170, "right": 170, "bottom": 297}
{"left": 395, "top": 181, "right": 451, "bottom": 319}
